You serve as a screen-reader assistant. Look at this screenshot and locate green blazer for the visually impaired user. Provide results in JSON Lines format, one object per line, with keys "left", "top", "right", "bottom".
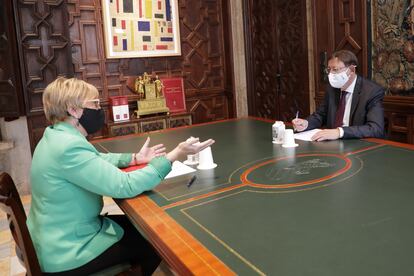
{"left": 27, "top": 122, "right": 171, "bottom": 273}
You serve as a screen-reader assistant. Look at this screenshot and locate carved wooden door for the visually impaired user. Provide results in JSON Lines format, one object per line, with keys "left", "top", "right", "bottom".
{"left": 0, "top": 0, "right": 25, "bottom": 118}
{"left": 312, "top": 0, "right": 368, "bottom": 108}
{"left": 244, "top": 0, "right": 309, "bottom": 121}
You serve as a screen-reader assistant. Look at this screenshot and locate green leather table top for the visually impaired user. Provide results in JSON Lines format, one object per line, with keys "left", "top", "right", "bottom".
{"left": 93, "top": 118, "right": 414, "bottom": 275}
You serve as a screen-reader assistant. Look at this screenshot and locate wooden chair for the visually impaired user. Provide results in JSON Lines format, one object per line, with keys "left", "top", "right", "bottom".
{"left": 0, "top": 172, "right": 42, "bottom": 276}
{"left": 0, "top": 172, "right": 135, "bottom": 276}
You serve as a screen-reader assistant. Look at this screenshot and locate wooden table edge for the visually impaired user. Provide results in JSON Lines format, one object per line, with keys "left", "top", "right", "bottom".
{"left": 115, "top": 196, "right": 235, "bottom": 275}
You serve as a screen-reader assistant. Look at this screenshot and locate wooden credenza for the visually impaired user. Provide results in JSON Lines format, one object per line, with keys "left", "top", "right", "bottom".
{"left": 383, "top": 96, "right": 414, "bottom": 144}
{"left": 106, "top": 113, "right": 192, "bottom": 137}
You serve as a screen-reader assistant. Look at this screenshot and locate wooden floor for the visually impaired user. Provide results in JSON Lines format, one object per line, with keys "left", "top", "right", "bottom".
{"left": 0, "top": 195, "right": 172, "bottom": 275}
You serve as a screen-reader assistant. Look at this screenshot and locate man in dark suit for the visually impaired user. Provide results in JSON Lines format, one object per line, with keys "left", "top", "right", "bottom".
{"left": 292, "top": 50, "right": 385, "bottom": 141}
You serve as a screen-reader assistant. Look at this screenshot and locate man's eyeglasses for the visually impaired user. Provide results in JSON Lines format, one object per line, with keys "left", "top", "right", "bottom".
{"left": 84, "top": 99, "right": 101, "bottom": 108}
{"left": 324, "top": 66, "right": 348, "bottom": 74}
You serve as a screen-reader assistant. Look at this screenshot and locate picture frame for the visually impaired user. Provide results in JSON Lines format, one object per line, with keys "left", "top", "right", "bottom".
{"left": 101, "top": 0, "right": 181, "bottom": 59}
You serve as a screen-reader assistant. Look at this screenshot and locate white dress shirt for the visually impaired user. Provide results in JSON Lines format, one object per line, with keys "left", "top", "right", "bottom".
{"left": 338, "top": 76, "right": 357, "bottom": 137}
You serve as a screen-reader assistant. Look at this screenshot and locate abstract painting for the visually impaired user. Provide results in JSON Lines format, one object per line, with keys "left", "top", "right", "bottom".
{"left": 102, "top": 0, "right": 181, "bottom": 58}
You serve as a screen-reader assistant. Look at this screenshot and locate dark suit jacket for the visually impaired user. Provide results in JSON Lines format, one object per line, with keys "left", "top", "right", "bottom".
{"left": 306, "top": 76, "right": 385, "bottom": 139}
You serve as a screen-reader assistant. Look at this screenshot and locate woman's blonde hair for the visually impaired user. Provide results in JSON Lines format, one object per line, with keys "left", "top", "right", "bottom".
{"left": 43, "top": 77, "right": 99, "bottom": 124}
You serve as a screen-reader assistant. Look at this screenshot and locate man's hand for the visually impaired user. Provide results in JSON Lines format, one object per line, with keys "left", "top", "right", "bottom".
{"left": 311, "top": 129, "right": 340, "bottom": 141}
{"left": 292, "top": 118, "right": 308, "bottom": 132}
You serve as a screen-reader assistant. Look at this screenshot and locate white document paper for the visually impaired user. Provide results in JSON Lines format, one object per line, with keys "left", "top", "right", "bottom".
{"left": 293, "top": 129, "right": 322, "bottom": 141}
{"left": 165, "top": 161, "right": 196, "bottom": 179}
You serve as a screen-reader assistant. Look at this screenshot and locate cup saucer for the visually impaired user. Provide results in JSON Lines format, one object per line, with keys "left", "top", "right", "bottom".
{"left": 282, "top": 143, "right": 298, "bottom": 148}
{"left": 197, "top": 163, "right": 217, "bottom": 170}
{"left": 183, "top": 160, "right": 198, "bottom": 165}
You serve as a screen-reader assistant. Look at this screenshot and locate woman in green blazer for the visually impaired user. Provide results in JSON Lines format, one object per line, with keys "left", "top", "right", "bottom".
{"left": 27, "top": 77, "right": 214, "bottom": 275}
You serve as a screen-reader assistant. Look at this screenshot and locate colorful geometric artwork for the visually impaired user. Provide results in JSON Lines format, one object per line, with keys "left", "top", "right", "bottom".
{"left": 102, "top": 0, "right": 181, "bottom": 58}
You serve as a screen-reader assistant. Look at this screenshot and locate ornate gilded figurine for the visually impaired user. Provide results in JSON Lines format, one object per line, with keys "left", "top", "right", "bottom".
{"left": 134, "top": 72, "right": 169, "bottom": 117}
{"left": 154, "top": 75, "right": 164, "bottom": 97}
{"left": 134, "top": 76, "right": 145, "bottom": 99}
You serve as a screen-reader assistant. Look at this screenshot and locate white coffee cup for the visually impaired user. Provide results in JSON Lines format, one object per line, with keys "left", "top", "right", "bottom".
{"left": 282, "top": 129, "right": 298, "bottom": 148}
{"left": 197, "top": 146, "right": 217, "bottom": 170}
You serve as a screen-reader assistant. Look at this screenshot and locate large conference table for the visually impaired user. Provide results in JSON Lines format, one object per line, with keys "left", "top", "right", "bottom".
{"left": 93, "top": 118, "right": 414, "bottom": 275}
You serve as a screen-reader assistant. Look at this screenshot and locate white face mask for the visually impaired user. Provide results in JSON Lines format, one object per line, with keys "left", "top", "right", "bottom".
{"left": 328, "top": 69, "right": 349, "bottom": 88}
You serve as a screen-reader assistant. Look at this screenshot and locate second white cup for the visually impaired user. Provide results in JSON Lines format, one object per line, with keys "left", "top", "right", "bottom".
{"left": 197, "top": 146, "right": 217, "bottom": 170}
{"left": 282, "top": 129, "right": 298, "bottom": 148}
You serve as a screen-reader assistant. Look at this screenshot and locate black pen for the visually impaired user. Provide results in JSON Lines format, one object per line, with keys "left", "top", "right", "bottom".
{"left": 187, "top": 175, "right": 197, "bottom": 188}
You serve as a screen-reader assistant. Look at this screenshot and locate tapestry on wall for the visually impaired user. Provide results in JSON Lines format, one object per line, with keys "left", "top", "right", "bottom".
{"left": 102, "top": 0, "right": 181, "bottom": 58}
{"left": 371, "top": 0, "right": 414, "bottom": 95}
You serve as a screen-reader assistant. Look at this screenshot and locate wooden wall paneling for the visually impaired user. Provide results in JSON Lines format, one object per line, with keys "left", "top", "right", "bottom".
{"left": 275, "top": 0, "right": 309, "bottom": 120}
{"left": 68, "top": 0, "right": 117, "bottom": 139}
{"left": 180, "top": 0, "right": 231, "bottom": 123}
{"left": 13, "top": 0, "right": 73, "bottom": 151}
{"left": 383, "top": 96, "right": 414, "bottom": 144}
{"left": 26, "top": 113, "right": 49, "bottom": 151}
{"left": 126, "top": 0, "right": 233, "bottom": 123}
{"left": 14, "top": 0, "right": 74, "bottom": 115}
{"left": 312, "top": 0, "right": 367, "bottom": 107}
{"left": 188, "top": 95, "right": 228, "bottom": 123}
{"left": 0, "top": 0, "right": 25, "bottom": 118}
{"left": 10, "top": 0, "right": 234, "bottom": 149}
{"left": 68, "top": 0, "right": 233, "bottom": 130}
{"left": 244, "top": 0, "right": 309, "bottom": 121}
{"left": 68, "top": 1, "right": 107, "bottom": 95}
{"left": 312, "top": 0, "right": 334, "bottom": 106}
{"left": 244, "top": 0, "right": 278, "bottom": 119}
{"left": 333, "top": 0, "right": 368, "bottom": 76}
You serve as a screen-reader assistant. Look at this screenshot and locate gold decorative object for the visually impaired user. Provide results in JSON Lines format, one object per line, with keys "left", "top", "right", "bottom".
{"left": 134, "top": 72, "right": 169, "bottom": 118}
{"left": 134, "top": 76, "right": 145, "bottom": 99}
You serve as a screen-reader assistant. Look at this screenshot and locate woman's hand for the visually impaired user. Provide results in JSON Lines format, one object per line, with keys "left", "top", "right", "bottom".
{"left": 132, "top": 137, "right": 166, "bottom": 165}
{"left": 166, "top": 137, "right": 215, "bottom": 162}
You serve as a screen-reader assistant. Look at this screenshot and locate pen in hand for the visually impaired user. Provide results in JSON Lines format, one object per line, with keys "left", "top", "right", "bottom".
{"left": 187, "top": 175, "right": 197, "bottom": 188}
{"left": 294, "top": 110, "right": 306, "bottom": 132}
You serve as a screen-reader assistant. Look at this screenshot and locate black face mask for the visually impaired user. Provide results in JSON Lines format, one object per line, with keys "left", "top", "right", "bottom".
{"left": 79, "top": 108, "right": 105, "bottom": 134}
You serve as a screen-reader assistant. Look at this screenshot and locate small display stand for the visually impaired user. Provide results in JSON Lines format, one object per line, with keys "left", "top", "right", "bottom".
{"left": 109, "top": 96, "right": 129, "bottom": 122}
{"left": 107, "top": 112, "right": 192, "bottom": 137}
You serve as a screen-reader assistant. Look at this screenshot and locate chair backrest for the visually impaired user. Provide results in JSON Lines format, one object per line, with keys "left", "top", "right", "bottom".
{"left": 0, "top": 172, "right": 42, "bottom": 276}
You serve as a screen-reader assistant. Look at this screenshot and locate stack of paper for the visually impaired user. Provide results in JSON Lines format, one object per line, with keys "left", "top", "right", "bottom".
{"left": 165, "top": 161, "right": 196, "bottom": 179}
{"left": 293, "top": 129, "right": 321, "bottom": 141}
